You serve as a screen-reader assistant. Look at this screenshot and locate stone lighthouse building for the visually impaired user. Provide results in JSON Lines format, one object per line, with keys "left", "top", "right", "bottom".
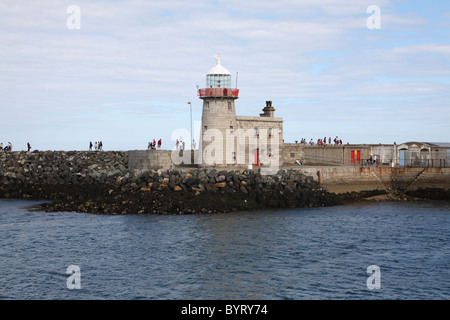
{"left": 199, "top": 54, "right": 239, "bottom": 167}
{"left": 199, "top": 55, "right": 283, "bottom": 170}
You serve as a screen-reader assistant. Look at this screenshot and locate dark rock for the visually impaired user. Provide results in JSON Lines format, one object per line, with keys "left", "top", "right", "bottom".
{"left": 4, "top": 151, "right": 443, "bottom": 215}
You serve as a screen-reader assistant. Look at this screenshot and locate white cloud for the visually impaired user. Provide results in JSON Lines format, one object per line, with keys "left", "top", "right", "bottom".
{"left": 0, "top": 0, "right": 448, "bottom": 150}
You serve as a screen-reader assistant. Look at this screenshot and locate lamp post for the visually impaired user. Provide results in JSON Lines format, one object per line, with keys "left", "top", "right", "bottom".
{"left": 188, "top": 102, "right": 192, "bottom": 150}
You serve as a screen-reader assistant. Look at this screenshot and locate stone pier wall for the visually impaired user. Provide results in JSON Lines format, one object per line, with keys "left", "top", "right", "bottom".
{"left": 128, "top": 150, "right": 174, "bottom": 170}
{"left": 0, "top": 150, "right": 339, "bottom": 214}
{"left": 1, "top": 151, "right": 448, "bottom": 215}
{"left": 299, "top": 166, "right": 450, "bottom": 194}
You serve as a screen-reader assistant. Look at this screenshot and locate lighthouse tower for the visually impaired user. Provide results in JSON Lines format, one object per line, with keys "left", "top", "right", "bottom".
{"left": 199, "top": 54, "right": 239, "bottom": 166}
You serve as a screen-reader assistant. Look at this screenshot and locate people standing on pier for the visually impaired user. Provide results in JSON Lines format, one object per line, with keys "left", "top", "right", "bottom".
{"left": 192, "top": 139, "right": 196, "bottom": 150}
{"left": 94, "top": 142, "right": 98, "bottom": 151}
{"left": 27, "top": 142, "right": 31, "bottom": 152}
{"left": 1, "top": 143, "right": 10, "bottom": 151}
{"left": 149, "top": 140, "right": 156, "bottom": 150}
{"left": 0, "top": 142, "right": 3, "bottom": 151}
{"left": 157, "top": 139, "right": 162, "bottom": 149}
{"left": 176, "top": 139, "right": 179, "bottom": 150}
{"left": 99, "top": 141, "right": 103, "bottom": 151}
{"left": 89, "top": 141, "right": 93, "bottom": 151}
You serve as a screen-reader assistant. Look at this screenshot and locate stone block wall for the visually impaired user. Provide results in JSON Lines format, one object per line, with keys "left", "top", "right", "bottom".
{"left": 282, "top": 143, "right": 305, "bottom": 165}
{"left": 298, "top": 166, "right": 450, "bottom": 193}
{"left": 234, "top": 115, "right": 283, "bottom": 168}
{"left": 128, "top": 150, "right": 174, "bottom": 170}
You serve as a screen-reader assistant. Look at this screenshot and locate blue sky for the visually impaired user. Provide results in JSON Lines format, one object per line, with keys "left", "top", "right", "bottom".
{"left": 0, "top": 0, "right": 449, "bottom": 151}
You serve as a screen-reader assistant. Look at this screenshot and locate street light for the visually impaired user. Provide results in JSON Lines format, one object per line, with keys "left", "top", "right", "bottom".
{"left": 187, "top": 102, "right": 192, "bottom": 150}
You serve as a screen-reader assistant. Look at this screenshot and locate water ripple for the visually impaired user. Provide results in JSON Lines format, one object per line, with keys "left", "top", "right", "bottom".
{"left": 0, "top": 199, "right": 449, "bottom": 299}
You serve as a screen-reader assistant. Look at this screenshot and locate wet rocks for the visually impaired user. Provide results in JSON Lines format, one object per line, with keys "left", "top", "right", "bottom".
{"left": 0, "top": 151, "right": 342, "bottom": 215}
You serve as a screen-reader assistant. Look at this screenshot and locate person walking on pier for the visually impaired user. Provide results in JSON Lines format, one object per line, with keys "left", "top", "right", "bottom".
{"left": 89, "top": 141, "right": 93, "bottom": 151}
{"left": 27, "top": 142, "right": 31, "bottom": 152}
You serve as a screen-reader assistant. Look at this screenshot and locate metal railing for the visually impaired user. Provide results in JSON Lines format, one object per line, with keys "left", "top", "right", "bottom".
{"left": 361, "top": 158, "right": 448, "bottom": 168}
{"left": 198, "top": 88, "right": 239, "bottom": 98}
{"left": 299, "top": 154, "right": 448, "bottom": 168}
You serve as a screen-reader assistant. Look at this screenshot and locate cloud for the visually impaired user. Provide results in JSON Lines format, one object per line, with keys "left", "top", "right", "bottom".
{"left": 0, "top": 0, "right": 448, "bottom": 150}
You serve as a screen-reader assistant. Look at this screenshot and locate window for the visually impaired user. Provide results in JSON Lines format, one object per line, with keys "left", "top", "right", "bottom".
{"left": 228, "top": 101, "right": 232, "bottom": 110}
{"left": 232, "top": 152, "right": 236, "bottom": 160}
{"left": 206, "top": 74, "right": 231, "bottom": 88}
{"left": 204, "top": 126, "right": 207, "bottom": 131}
{"left": 205, "top": 102, "right": 209, "bottom": 110}
{"left": 269, "top": 127, "right": 273, "bottom": 137}
{"left": 290, "top": 153, "right": 295, "bottom": 158}
{"left": 230, "top": 126, "right": 234, "bottom": 133}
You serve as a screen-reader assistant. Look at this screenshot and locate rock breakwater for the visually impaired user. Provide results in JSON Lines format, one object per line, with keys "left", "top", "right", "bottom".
{"left": 0, "top": 151, "right": 346, "bottom": 214}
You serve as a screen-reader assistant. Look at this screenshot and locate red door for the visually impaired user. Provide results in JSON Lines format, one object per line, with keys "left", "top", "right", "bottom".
{"left": 254, "top": 149, "right": 259, "bottom": 166}
{"left": 351, "top": 150, "right": 361, "bottom": 164}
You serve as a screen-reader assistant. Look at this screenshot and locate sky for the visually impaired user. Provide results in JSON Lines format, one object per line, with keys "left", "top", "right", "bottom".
{"left": 0, "top": 0, "right": 449, "bottom": 151}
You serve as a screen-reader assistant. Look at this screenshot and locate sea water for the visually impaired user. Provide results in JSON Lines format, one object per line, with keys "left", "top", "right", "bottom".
{"left": 0, "top": 199, "right": 449, "bottom": 300}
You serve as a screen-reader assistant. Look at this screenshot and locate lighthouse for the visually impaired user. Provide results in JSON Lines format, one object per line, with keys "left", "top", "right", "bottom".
{"left": 198, "top": 54, "right": 284, "bottom": 169}
{"left": 199, "top": 54, "right": 239, "bottom": 166}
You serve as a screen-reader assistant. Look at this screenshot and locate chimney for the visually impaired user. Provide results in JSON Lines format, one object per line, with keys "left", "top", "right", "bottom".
{"left": 260, "top": 100, "right": 275, "bottom": 117}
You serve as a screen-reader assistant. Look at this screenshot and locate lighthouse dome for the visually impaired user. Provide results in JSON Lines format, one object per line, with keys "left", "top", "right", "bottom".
{"left": 207, "top": 61, "right": 230, "bottom": 75}
{"left": 206, "top": 54, "right": 232, "bottom": 88}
